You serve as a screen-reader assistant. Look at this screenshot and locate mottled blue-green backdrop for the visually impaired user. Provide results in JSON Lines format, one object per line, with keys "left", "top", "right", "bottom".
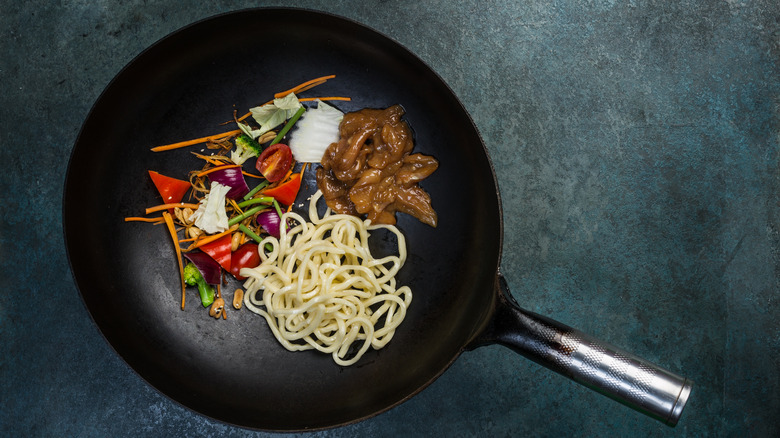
{"left": 1, "top": 1, "right": 778, "bottom": 436}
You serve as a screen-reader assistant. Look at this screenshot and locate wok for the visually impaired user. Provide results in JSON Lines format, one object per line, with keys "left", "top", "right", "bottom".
{"left": 64, "top": 8, "right": 692, "bottom": 431}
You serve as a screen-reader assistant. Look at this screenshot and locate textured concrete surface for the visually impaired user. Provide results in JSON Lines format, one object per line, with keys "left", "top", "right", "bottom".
{"left": 1, "top": 0, "right": 778, "bottom": 436}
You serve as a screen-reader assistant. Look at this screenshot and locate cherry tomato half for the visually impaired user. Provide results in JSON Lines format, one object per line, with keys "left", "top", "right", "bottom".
{"left": 256, "top": 143, "right": 294, "bottom": 182}
{"left": 230, "top": 243, "right": 260, "bottom": 280}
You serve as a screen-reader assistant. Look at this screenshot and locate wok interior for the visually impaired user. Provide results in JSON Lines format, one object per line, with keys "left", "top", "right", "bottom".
{"left": 64, "top": 9, "right": 502, "bottom": 430}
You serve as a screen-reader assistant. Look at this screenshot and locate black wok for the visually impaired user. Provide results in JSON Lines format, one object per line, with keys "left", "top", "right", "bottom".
{"left": 64, "top": 8, "right": 692, "bottom": 431}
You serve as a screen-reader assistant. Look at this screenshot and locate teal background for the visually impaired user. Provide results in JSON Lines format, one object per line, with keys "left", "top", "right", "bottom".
{"left": 1, "top": 1, "right": 778, "bottom": 436}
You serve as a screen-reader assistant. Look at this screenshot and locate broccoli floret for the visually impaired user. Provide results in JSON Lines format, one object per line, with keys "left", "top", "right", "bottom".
{"left": 236, "top": 134, "right": 262, "bottom": 155}
{"left": 230, "top": 134, "right": 262, "bottom": 165}
{"left": 183, "top": 262, "right": 215, "bottom": 307}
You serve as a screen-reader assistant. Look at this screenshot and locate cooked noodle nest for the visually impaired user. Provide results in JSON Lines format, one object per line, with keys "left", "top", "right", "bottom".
{"left": 241, "top": 190, "right": 412, "bottom": 366}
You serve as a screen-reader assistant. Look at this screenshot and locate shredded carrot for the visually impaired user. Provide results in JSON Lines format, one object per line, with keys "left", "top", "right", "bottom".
{"left": 298, "top": 96, "right": 351, "bottom": 102}
{"left": 151, "top": 129, "right": 242, "bottom": 152}
{"left": 274, "top": 75, "right": 335, "bottom": 99}
{"left": 124, "top": 216, "right": 165, "bottom": 223}
{"left": 219, "top": 279, "right": 226, "bottom": 320}
{"left": 282, "top": 167, "right": 295, "bottom": 183}
{"left": 228, "top": 198, "right": 243, "bottom": 215}
{"left": 185, "top": 226, "right": 238, "bottom": 251}
{"left": 162, "top": 211, "right": 186, "bottom": 310}
{"left": 260, "top": 167, "right": 295, "bottom": 195}
{"left": 196, "top": 164, "right": 241, "bottom": 177}
{"left": 192, "top": 152, "right": 232, "bottom": 166}
{"left": 284, "top": 79, "right": 327, "bottom": 96}
{"left": 145, "top": 202, "right": 200, "bottom": 215}
{"left": 242, "top": 170, "right": 263, "bottom": 179}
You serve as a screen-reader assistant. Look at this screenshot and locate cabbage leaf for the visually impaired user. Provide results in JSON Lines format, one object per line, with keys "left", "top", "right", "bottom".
{"left": 247, "top": 93, "right": 302, "bottom": 138}
{"left": 190, "top": 181, "right": 231, "bottom": 234}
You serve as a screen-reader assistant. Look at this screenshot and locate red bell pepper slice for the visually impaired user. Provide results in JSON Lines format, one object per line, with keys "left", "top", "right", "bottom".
{"left": 230, "top": 243, "right": 260, "bottom": 280}
{"left": 262, "top": 172, "right": 302, "bottom": 206}
{"left": 148, "top": 171, "right": 191, "bottom": 204}
{"left": 199, "top": 234, "right": 232, "bottom": 273}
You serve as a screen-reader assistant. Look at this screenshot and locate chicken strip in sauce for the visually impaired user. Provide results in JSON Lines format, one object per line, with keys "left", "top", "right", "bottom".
{"left": 316, "top": 105, "right": 438, "bottom": 227}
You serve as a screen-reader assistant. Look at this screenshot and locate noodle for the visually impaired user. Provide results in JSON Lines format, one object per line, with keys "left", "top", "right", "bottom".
{"left": 241, "top": 190, "right": 412, "bottom": 366}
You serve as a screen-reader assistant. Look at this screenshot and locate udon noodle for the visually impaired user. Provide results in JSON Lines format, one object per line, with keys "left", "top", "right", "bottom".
{"left": 241, "top": 190, "right": 412, "bottom": 366}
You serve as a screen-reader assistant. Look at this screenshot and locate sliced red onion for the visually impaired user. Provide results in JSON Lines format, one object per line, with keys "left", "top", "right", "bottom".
{"left": 208, "top": 166, "right": 249, "bottom": 199}
{"left": 183, "top": 251, "right": 221, "bottom": 285}
{"left": 256, "top": 209, "right": 282, "bottom": 238}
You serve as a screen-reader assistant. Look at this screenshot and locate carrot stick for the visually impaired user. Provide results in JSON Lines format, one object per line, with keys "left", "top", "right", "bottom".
{"left": 124, "top": 216, "right": 165, "bottom": 223}
{"left": 298, "top": 97, "right": 351, "bottom": 102}
{"left": 242, "top": 170, "right": 263, "bottom": 179}
{"left": 274, "top": 75, "right": 335, "bottom": 99}
{"left": 162, "top": 211, "right": 186, "bottom": 310}
{"left": 185, "top": 226, "right": 238, "bottom": 251}
{"left": 284, "top": 79, "right": 327, "bottom": 96}
{"left": 145, "top": 203, "right": 200, "bottom": 214}
{"left": 196, "top": 164, "right": 241, "bottom": 177}
{"left": 151, "top": 129, "right": 242, "bottom": 152}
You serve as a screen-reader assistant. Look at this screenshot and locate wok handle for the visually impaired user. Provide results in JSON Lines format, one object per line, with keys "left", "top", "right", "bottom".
{"left": 471, "top": 275, "right": 692, "bottom": 426}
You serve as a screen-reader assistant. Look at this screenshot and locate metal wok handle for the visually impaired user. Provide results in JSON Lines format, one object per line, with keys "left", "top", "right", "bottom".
{"left": 469, "top": 275, "right": 693, "bottom": 426}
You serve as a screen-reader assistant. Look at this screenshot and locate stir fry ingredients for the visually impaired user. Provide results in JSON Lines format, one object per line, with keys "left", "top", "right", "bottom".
{"left": 232, "top": 289, "right": 244, "bottom": 309}
{"left": 183, "top": 261, "right": 216, "bottom": 307}
{"left": 126, "top": 76, "right": 431, "bottom": 366}
{"left": 261, "top": 172, "right": 302, "bottom": 207}
{"left": 148, "top": 171, "right": 191, "bottom": 205}
{"left": 231, "top": 134, "right": 263, "bottom": 165}
{"left": 198, "top": 234, "right": 233, "bottom": 272}
{"left": 230, "top": 243, "right": 260, "bottom": 281}
{"left": 242, "top": 190, "right": 412, "bottom": 366}
{"left": 191, "top": 182, "right": 231, "bottom": 234}
{"left": 255, "top": 143, "right": 294, "bottom": 182}
{"left": 289, "top": 100, "right": 344, "bottom": 162}
{"left": 204, "top": 167, "right": 250, "bottom": 199}
{"left": 245, "top": 93, "right": 302, "bottom": 138}
{"left": 183, "top": 251, "right": 221, "bottom": 284}
{"left": 125, "top": 75, "right": 347, "bottom": 317}
{"left": 317, "top": 105, "right": 439, "bottom": 227}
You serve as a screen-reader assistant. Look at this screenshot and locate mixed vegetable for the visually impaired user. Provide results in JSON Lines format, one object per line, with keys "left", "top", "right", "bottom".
{"left": 125, "top": 75, "right": 348, "bottom": 319}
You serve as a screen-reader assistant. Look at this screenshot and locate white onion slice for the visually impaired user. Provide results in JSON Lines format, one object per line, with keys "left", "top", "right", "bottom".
{"left": 289, "top": 100, "right": 344, "bottom": 162}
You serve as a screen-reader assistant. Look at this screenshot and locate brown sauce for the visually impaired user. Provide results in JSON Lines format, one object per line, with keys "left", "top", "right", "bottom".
{"left": 316, "top": 105, "right": 438, "bottom": 227}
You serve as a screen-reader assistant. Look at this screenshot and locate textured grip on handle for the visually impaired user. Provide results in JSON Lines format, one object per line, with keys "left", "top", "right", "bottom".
{"left": 471, "top": 276, "right": 692, "bottom": 426}
{"left": 537, "top": 321, "right": 692, "bottom": 426}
